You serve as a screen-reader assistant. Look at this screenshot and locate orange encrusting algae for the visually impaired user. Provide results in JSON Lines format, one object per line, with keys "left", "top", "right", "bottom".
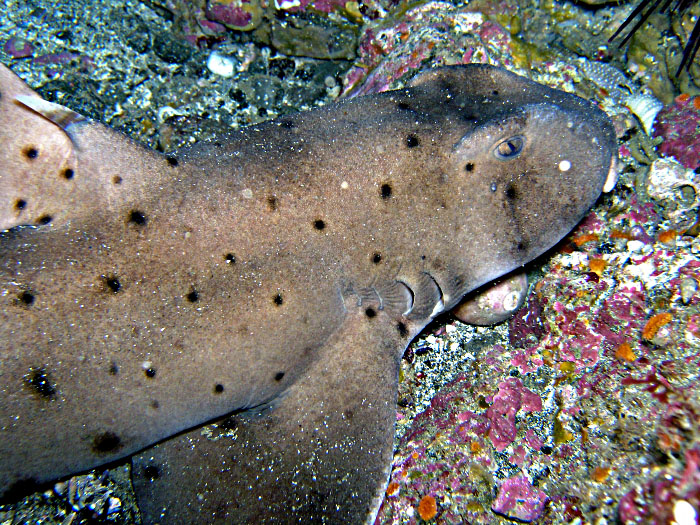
{"left": 615, "top": 342, "right": 636, "bottom": 362}
{"left": 418, "top": 495, "right": 438, "bottom": 521}
{"left": 592, "top": 466, "right": 611, "bottom": 483}
{"left": 657, "top": 230, "right": 678, "bottom": 244}
{"left": 642, "top": 313, "right": 672, "bottom": 340}
{"left": 610, "top": 229, "right": 634, "bottom": 240}
{"left": 573, "top": 233, "right": 599, "bottom": 246}
{"left": 588, "top": 258, "right": 607, "bottom": 276}
{"left": 386, "top": 481, "right": 400, "bottom": 497}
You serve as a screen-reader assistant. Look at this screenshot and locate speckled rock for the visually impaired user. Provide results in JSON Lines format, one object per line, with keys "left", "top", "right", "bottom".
{"left": 645, "top": 157, "right": 700, "bottom": 228}
{"left": 270, "top": 15, "right": 357, "bottom": 59}
{"left": 153, "top": 31, "right": 193, "bottom": 63}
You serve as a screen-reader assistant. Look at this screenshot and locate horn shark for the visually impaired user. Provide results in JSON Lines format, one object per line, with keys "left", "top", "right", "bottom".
{"left": 0, "top": 62, "right": 617, "bottom": 523}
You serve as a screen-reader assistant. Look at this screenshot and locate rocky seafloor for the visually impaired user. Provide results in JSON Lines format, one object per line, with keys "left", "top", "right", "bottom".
{"left": 1, "top": 0, "right": 699, "bottom": 523}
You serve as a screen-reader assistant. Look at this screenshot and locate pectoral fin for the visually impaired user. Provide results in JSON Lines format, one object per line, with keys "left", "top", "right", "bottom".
{"left": 132, "top": 308, "right": 409, "bottom": 524}
{"left": 0, "top": 64, "right": 171, "bottom": 232}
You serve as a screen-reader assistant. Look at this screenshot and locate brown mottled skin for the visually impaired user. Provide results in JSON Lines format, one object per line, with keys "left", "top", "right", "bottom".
{"left": 0, "top": 63, "right": 617, "bottom": 523}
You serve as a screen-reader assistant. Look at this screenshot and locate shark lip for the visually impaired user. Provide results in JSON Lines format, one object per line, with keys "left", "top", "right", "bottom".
{"left": 603, "top": 155, "right": 619, "bottom": 193}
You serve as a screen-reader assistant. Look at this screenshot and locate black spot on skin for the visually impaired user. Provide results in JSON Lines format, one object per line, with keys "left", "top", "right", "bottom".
{"left": 505, "top": 184, "right": 517, "bottom": 200}
{"left": 128, "top": 210, "right": 147, "bottom": 225}
{"left": 37, "top": 215, "right": 52, "bottom": 225}
{"left": 280, "top": 119, "right": 295, "bottom": 129}
{"left": 313, "top": 219, "right": 325, "bottom": 231}
{"left": 492, "top": 90, "right": 499, "bottom": 96}
{"left": 102, "top": 276, "right": 121, "bottom": 293}
{"left": 112, "top": 176, "right": 122, "bottom": 184}
{"left": 145, "top": 367, "right": 157, "bottom": 378}
{"left": 225, "top": 253, "right": 236, "bottom": 264}
{"left": 62, "top": 168, "right": 74, "bottom": 180}
{"left": 166, "top": 156, "right": 179, "bottom": 167}
{"left": 18, "top": 291, "right": 34, "bottom": 306}
{"left": 151, "top": 400, "right": 160, "bottom": 409}
{"left": 465, "top": 162, "right": 474, "bottom": 172}
{"left": 14, "top": 198, "right": 26, "bottom": 210}
{"left": 109, "top": 363, "right": 119, "bottom": 375}
{"left": 143, "top": 465, "right": 160, "bottom": 480}
{"left": 214, "top": 383, "right": 224, "bottom": 394}
{"left": 405, "top": 134, "right": 420, "bottom": 148}
{"left": 365, "top": 307, "right": 376, "bottom": 318}
{"left": 343, "top": 409, "right": 354, "bottom": 420}
{"left": 274, "top": 372, "right": 285, "bottom": 381}
{"left": 381, "top": 183, "right": 392, "bottom": 199}
{"left": 397, "top": 101, "right": 411, "bottom": 111}
{"left": 397, "top": 322, "right": 408, "bottom": 337}
{"left": 438, "top": 78, "right": 454, "bottom": 95}
{"left": 273, "top": 293, "right": 283, "bottom": 306}
{"left": 92, "top": 432, "right": 122, "bottom": 454}
{"left": 24, "top": 367, "right": 56, "bottom": 398}
{"left": 24, "top": 147, "right": 38, "bottom": 160}
{"left": 372, "top": 252, "right": 382, "bottom": 264}
{"left": 186, "top": 289, "right": 199, "bottom": 302}
{"left": 517, "top": 241, "right": 527, "bottom": 251}
{"left": 267, "top": 196, "right": 278, "bottom": 211}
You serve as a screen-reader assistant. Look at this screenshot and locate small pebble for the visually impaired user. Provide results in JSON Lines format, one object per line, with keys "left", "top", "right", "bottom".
{"left": 4, "top": 37, "right": 34, "bottom": 58}
{"left": 673, "top": 499, "right": 697, "bottom": 525}
{"left": 680, "top": 277, "right": 697, "bottom": 304}
{"left": 207, "top": 51, "right": 235, "bottom": 78}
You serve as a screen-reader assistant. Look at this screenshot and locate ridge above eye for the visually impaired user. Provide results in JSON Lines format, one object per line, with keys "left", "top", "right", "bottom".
{"left": 494, "top": 136, "right": 525, "bottom": 160}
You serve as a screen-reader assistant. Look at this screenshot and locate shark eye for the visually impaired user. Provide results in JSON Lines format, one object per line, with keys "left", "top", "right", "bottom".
{"left": 494, "top": 136, "right": 525, "bottom": 160}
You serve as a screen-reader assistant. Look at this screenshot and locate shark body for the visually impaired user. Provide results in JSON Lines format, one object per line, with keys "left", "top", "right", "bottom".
{"left": 0, "top": 63, "right": 617, "bottom": 523}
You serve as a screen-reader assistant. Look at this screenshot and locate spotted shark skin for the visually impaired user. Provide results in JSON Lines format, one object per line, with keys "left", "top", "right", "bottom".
{"left": 0, "top": 63, "right": 617, "bottom": 523}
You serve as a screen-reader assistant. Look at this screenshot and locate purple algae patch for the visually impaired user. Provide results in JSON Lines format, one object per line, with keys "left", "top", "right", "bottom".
{"left": 207, "top": 2, "right": 252, "bottom": 29}
{"left": 653, "top": 95, "right": 700, "bottom": 171}
{"left": 509, "top": 295, "right": 546, "bottom": 348}
{"left": 487, "top": 378, "right": 542, "bottom": 451}
{"left": 491, "top": 475, "right": 548, "bottom": 521}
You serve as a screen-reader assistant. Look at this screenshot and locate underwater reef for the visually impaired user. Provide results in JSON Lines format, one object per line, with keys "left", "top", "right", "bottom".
{"left": 1, "top": 0, "right": 699, "bottom": 523}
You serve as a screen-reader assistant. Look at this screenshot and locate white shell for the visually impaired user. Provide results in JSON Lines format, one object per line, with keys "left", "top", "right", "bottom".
{"left": 625, "top": 92, "right": 663, "bottom": 134}
{"left": 207, "top": 51, "right": 235, "bottom": 78}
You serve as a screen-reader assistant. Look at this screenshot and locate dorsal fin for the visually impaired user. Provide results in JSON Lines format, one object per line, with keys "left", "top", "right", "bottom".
{"left": 0, "top": 64, "right": 171, "bottom": 231}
